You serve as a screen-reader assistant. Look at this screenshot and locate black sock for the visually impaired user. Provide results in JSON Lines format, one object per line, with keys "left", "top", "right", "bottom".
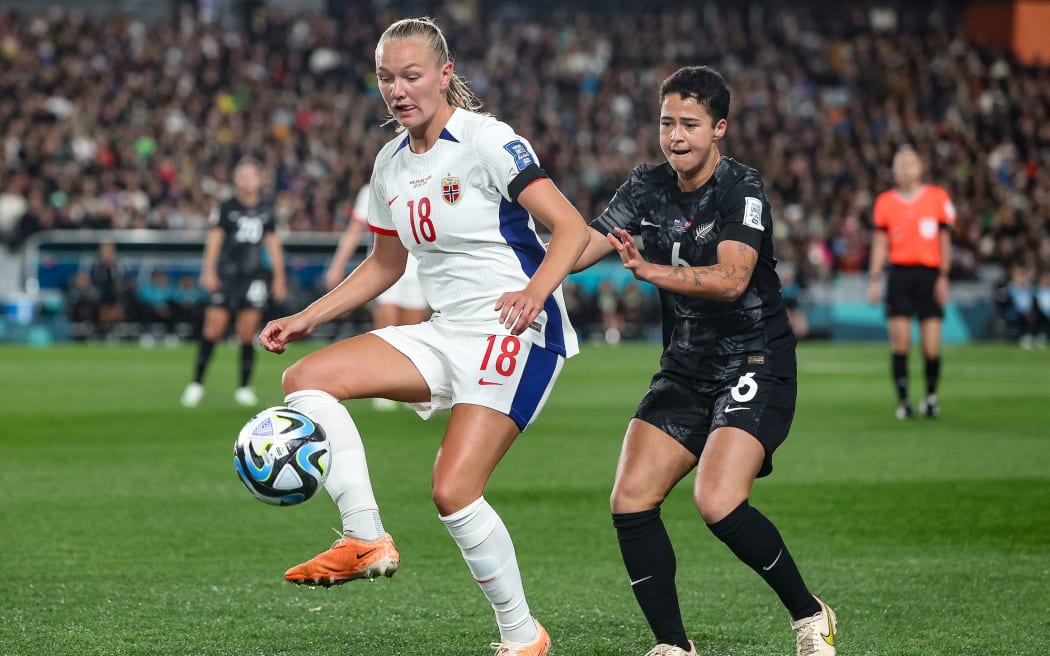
{"left": 194, "top": 339, "right": 215, "bottom": 383}
{"left": 892, "top": 353, "right": 909, "bottom": 402}
{"left": 240, "top": 342, "right": 255, "bottom": 388}
{"left": 612, "top": 509, "right": 690, "bottom": 650}
{"left": 924, "top": 356, "right": 940, "bottom": 397}
{"left": 707, "top": 500, "right": 819, "bottom": 621}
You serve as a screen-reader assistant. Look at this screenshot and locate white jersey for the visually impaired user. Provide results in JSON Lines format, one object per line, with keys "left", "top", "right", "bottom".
{"left": 368, "top": 108, "right": 578, "bottom": 358}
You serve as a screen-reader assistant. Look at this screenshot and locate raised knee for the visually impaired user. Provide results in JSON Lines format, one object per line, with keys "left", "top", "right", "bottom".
{"left": 281, "top": 360, "right": 310, "bottom": 395}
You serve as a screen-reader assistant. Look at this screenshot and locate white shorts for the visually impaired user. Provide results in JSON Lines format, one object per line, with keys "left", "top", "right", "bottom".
{"left": 374, "top": 257, "right": 428, "bottom": 310}
{"left": 371, "top": 317, "right": 565, "bottom": 431}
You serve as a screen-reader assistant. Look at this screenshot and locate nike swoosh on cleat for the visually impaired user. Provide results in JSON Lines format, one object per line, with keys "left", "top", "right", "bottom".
{"left": 478, "top": 378, "right": 503, "bottom": 386}
{"left": 818, "top": 612, "right": 835, "bottom": 646}
{"left": 762, "top": 549, "right": 783, "bottom": 571}
{"left": 356, "top": 548, "right": 377, "bottom": 559}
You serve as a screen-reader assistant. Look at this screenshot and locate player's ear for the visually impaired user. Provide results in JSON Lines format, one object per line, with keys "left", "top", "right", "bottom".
{"left": 713, "top": 118, "right": 728, "bottom": 141}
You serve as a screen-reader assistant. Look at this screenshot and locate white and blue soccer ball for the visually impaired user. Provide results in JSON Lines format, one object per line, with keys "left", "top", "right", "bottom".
{"left": 233, "top": 406, "right": 330, "bottom": 506}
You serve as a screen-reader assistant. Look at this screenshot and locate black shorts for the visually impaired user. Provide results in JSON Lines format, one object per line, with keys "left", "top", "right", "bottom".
{"left": 634, "top": 368, "right": 797, "bottom": 478}
{"left": 886, "top": 266, "right": 943, "bottom": 319}
{"left": 209, "top": 277, "right": 269, "bottom": 312}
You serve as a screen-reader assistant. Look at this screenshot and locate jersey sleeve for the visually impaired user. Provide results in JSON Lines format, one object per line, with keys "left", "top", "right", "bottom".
{"left": 717, "top": 175, "right": 768, "bottom": 251}
{"left": 367, "top": 172, "right": 397, "bottom": 236}
{"left": 351, "top": 184, "right": 370, "bottom": 225}
{"left": 590, "top": 172, "right": 642, "bottom": 235}
{"left": 475, "top": 120, "right": 549, "bottom": 202}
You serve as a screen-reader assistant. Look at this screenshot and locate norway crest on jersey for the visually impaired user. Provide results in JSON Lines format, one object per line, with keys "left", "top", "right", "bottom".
{"left": 441, "top": 176, "right": 461, "bottom": 206}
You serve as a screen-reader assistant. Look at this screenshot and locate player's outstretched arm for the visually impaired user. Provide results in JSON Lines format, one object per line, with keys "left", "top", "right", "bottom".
{"left": 496, "top": 178, "right": 589, "bottom": 335}
{"left": 260, "top": 234, "right": 407, "bottom": 354}
{"left": 572, "top": 227, "right": 616, "bottom": 272}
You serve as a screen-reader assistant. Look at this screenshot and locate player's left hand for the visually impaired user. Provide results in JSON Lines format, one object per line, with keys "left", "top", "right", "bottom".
{"left": 495, "top": 288, "right": 545, "bottom": 335}
{"left": 609, "top": 228, "right": 652, "bottom": 281}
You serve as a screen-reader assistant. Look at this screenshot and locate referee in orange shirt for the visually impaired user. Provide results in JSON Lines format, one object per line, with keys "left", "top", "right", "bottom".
{"left": 868, "top": 146, "right": 955, "bottom": 419}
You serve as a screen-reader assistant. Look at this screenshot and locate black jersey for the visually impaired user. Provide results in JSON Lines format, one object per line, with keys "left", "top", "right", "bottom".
{"left": 209, "top": 196, "right": 276, "bottom": 281}
{"left": 591, "top": 157, "right": 796, "bottom": 380}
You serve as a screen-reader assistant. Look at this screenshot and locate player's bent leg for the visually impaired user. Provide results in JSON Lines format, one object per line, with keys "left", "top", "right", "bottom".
{"left": 611, "top": 420, "right": 698, "bottom": 654}
{"left": 791, "top": 596, "right": 838, "bottom": 656}
{"left": 281, "top": 333, "right": 431, "bottom": 402}
{"left": 281, "top": 335, "right": 429, "bottom": 586}
{"left": 699, "top": 428, "right": 824, "bottom": 635}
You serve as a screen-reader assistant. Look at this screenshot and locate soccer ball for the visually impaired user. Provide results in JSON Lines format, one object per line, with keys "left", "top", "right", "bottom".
{"left": 233, "top": 406, "right": 331, "bottom": 506}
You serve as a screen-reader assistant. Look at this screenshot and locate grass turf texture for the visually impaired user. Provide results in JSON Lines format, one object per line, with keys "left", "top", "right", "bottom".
{"left": 1, "top": 342, "right": 1048, "bottom": 656}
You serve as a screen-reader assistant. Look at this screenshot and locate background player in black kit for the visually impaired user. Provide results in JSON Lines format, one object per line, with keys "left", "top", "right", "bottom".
{"left": 181, "top": 157, "right": 287, "bottom": 407}
{"left": 573, "top": 66, "right": 837, "bottom": 656}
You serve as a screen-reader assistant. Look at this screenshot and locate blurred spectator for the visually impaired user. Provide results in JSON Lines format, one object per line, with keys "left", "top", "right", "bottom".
{"left": 2, "top": 1, "right": 1050, "bottom": 342}
{"left": 134, "top": 269, "right": 175, "bottom": 331}
{"left": 171, "top": 273, "right": 208, "bottom": 334}
{"left": 90, "top": 242, "right": 130, "bottom": 336}
{"left": 65, "top": 270, "right": 100, "bottom": 335}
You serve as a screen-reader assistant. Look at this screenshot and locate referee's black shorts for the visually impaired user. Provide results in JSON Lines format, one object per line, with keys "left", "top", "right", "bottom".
{"left": 886, "top": 265, "right": 943, "bottom": 319}
{"left": 633, "top": 367, "right": 796, "bottom": 478}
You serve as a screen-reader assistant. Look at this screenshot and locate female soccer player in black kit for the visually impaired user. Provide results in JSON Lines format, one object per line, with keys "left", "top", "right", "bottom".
{"left": 181, "top": 157, "right": 287, "bottom": 408}
{"left": 574, "top": 66, "right": 837, "bottom": 656}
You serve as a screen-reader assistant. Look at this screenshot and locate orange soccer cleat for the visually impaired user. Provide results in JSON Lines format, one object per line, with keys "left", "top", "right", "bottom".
{"left": 490, "top": 620, "right": 551, "bottom": 656}
{"left": 284, "top": 532, "right": 400, "bottom": 587}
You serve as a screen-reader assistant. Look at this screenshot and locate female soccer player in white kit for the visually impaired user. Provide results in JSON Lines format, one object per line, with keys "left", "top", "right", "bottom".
{"left": 259, "top": 16, "right": 588, "bottom": 656}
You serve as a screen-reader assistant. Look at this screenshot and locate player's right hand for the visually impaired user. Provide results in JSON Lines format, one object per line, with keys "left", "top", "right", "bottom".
{"left": 201, "top": 269, "right": 219, "bottom": 293}
{"left": 259, "top": 313, "right": 315, "bottom": 354}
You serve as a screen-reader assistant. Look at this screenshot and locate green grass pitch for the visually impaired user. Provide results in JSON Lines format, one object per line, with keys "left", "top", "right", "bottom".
{"left": 1, "top": 341, "right": 1048, "bottom": 655}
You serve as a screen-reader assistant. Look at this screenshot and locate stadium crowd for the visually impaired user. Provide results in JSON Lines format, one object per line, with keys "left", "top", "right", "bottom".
{"left": 0, "top": 1, "right": 1048, "bottom": 342}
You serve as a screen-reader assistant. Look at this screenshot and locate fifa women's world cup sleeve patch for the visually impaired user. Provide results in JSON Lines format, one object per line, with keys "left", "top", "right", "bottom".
{"left": 742, "top": 197, "right": 764, "bottom": 231}
{"left": 476, "top": 121, "right": 548, "bottom": 202}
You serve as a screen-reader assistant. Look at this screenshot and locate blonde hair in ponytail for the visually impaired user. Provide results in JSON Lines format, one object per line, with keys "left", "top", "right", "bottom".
{"left": 376, "top": 17, "right": 483, "bottom": 127}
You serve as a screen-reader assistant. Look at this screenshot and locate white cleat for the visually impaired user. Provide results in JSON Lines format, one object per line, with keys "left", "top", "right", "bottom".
{"left": 644, "top": 641, "right": 697, "bottom": 656}
{"left": 792, "top": 596, "right": 838, "bottom": 656}
{"left": 181, "top": 382, "right": 204, "bottom": 407}
{"left": 234, "top": 386, "right": 259, "bottom": 407}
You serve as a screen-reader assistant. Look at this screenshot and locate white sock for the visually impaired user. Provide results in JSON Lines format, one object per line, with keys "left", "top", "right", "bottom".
{"left": 285, "top": 390, "right": 384, "bottom": 540}
{"left": 440, "top": 497, "right": 538, "bottom": 644}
